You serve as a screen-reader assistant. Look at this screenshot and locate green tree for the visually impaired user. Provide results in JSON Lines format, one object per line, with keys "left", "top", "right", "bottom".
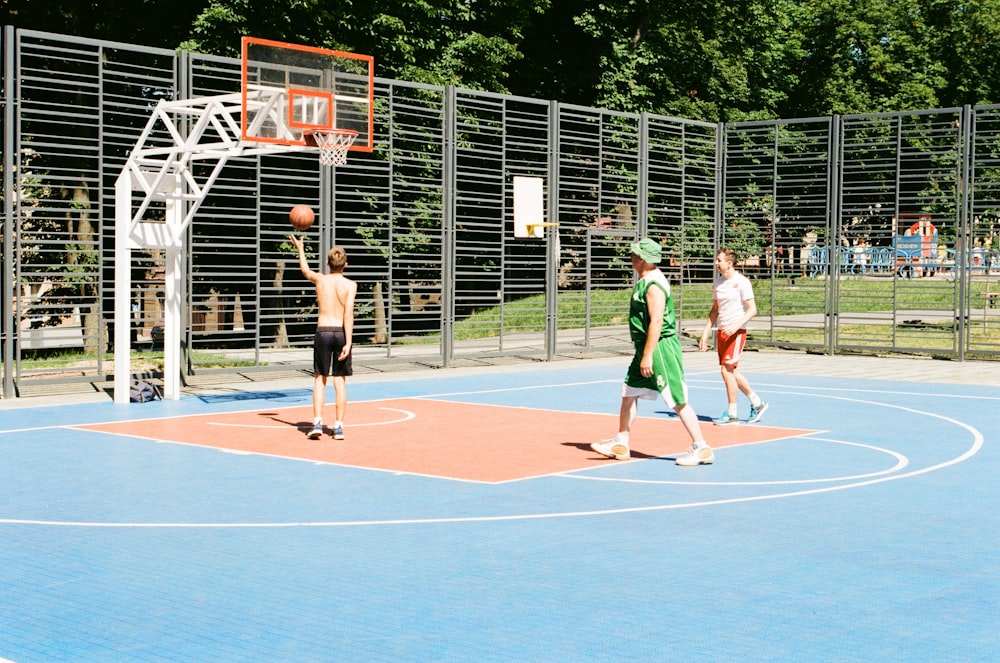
{"left": 944, "top": 0, "right": 1000, "bottom": 105}
{"left": 784, "top": 0, "right": 950, "bottom": 116}
{"left": 11, "top": 0, "right": 1000, "bottom": 117}
{"left": 0, "top": 0, "right": 205, "bottom": 46}
{"left": 572, "top": 0, "right": 802, "bottom": 122}
{"left": 178, "top": 0, "right": 548, "bottom": 93}
{"left": 506, "top": 0, "right": 605, "bottom": 105}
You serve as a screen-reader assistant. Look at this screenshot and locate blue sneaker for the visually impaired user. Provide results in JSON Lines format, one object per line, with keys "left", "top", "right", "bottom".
{"left": 332, "top": 425, "right": 345, "bottom": 440}
{"left": 747, "top": 401, "right": 769, "bottom": 424}
{"left": 307, "top": 423, "right": 324, "bottom": 439}
{"left": 713, "top": 411, "right": 739, "bottom": 426}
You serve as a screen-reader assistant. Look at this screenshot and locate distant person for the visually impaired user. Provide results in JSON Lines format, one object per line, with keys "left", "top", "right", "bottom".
{"left": 853, "top": 238, "right": 870, "bottom": 273}
{"left": 699, "top": 248, "right": 768, "bottom": 425}
{"left": 290, "top": 234, "right": 357, "bottom": 440}
{"left": 591, "top": 237, "right": 715, "bottom": 467}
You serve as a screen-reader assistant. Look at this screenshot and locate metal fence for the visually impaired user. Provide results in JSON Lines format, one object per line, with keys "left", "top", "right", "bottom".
{"left": 2, "top": 28, "right": 999, "bottom": 398}
{"left": 720, "top": 109, "right": 1000, "bottom": 361}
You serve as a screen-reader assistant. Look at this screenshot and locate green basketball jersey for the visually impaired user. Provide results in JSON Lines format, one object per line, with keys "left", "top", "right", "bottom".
{"left": 628, "top": 269, "right": 677, "bottom": 345}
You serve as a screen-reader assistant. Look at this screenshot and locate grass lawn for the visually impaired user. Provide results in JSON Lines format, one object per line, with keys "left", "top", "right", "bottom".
{"left": 14, "top": 276, "right": 1000, "bottom": 372}
{"left": 453, "top": 277, "right": 1000, "bottom": 356}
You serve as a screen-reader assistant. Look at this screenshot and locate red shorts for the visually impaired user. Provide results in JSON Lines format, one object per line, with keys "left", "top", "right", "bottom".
{"left": 716, "top": 329, "right": 747, "bottom": 367}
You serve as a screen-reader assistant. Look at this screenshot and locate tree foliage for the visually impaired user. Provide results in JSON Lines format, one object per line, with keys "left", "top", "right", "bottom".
{"left": 176, "top": 0, "right": 548, "bottom": 93}
{"left": 574, "top": 0, "right": 804, "bottom": 121}
{"left": 7, "top": 0, "right": 1000, "bottom": 118}
{"left": 784, "top": 0, "right": 951, "bottom": 116}
{"left": 0, "top": 0, "right": 206, "bottom": 47}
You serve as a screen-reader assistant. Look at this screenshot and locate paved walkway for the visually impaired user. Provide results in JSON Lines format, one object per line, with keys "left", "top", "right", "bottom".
{"left": 681, "top": 347, "right": 1000, "bottom": 386}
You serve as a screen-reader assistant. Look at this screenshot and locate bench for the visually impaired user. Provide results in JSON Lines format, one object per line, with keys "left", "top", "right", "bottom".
{"left": 19, "top": 324, "right": 85, "bottom": 350}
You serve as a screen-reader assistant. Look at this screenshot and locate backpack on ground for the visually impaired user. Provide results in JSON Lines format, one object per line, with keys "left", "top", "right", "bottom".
{"left": 129, "top": 380, "right": 158, "bottom": 403}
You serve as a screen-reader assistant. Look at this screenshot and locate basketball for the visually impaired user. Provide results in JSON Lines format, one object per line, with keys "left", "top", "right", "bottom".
{"left": 289, "top": 205, "right": 315, "bottom": 231}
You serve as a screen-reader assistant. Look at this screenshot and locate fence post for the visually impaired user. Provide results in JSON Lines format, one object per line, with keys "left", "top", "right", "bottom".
{"left": 827, "top": 115, "right": 842, "bottom": 356}
{"left": 441, "top": 85, "right": 457, "bottom": 366}
{"left": 544, "top": 100, "right": 560, "bottom": 361}
{"left": 957, "top": 105, "right": 972, "bottom": 361}
{"left": 1, "top": 26, "right": 14, "bottom": 398}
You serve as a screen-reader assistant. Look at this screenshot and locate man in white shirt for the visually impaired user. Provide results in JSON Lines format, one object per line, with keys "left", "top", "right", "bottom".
{"left": 699, "top": 248, "right": 768, "bottom": 425}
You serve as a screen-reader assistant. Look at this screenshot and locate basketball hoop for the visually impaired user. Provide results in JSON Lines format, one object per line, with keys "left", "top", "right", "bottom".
{"left": 306, "top": 128, "right": 359, "bottom": 166}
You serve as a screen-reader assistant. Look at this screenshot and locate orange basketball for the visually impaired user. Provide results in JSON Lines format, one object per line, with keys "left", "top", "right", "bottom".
{"left": 289, "top": 205, "right": 315, "bottom": 231}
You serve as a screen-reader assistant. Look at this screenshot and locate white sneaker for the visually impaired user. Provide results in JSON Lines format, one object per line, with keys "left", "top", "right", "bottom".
{"left": 676, "top": 444, "right": 715, "bottom": 466}
{"left": 591, "top": 439, "right": 630, "bottom": 461}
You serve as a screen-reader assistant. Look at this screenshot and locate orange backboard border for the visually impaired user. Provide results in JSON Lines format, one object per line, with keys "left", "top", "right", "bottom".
{"left": 240, "top": 36, "right": 374, "bottom": 152}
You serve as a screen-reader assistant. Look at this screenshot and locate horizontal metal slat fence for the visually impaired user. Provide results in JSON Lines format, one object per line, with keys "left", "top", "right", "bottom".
{"left": 2, "top": 27, "right": 999, "bottom": 398}
{"left": 101, "top": 44, "right": 179, "bottom": 381}
{"left": 968, "top": 105, "right": 1000, "bottom": 357}
{"left": 723, "top": 118, "right": 835, "bottom": 352}
{"left": 184, "top": 52, "right": 267, "bottom": 370}
{"left": 836, "top": 109, "right": 963, "bottom": 357}
{"left": 645, "top": 116, "right": 719, "bottom": 327}
{"left": 555, "top": 105, "right": 641, "bottom": 353}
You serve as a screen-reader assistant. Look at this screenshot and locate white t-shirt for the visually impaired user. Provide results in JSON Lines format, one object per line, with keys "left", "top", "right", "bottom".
{"left": 713, "top": 271, "right": 755, "bottom": 330}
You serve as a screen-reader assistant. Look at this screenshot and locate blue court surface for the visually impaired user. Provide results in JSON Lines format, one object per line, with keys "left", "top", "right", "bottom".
{"left": 1, "top": 355, "right": 998, "bottom": 662}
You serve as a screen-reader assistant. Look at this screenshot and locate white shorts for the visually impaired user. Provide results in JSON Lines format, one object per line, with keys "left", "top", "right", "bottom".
{"left": 621, "top": 383, "right": 685, "bottom": 409}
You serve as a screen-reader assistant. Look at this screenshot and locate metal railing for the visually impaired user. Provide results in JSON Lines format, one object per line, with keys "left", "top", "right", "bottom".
{"left": 2, "top": 27, "right": 998, "bottom": 398}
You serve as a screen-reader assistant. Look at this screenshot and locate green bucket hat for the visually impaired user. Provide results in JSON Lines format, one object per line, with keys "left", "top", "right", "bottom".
{"left": 630, "top": 237, "right": 662, "bottom": 264}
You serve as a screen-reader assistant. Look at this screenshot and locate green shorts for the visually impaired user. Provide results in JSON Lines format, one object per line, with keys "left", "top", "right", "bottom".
{"left": 624, "top": 335, "right": 689, "bottom": 407}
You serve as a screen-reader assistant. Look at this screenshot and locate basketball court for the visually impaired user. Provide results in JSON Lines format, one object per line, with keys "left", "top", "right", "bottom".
{"left": 5, "top": 33, "right": 994, "bottom": 662}
{"left": 1, "top": 351, "right": 997, "bottom": 661}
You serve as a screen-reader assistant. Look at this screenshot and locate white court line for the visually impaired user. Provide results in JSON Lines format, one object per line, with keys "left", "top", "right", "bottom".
{"left": 1, "top": 374, "right": 989, "bottom": 438}
{"left": 206, "top": 407, "right": 416, "bottom": 429}
{"left": 559, "top": 437, "right": 909, "bottom": 486}
{"left": 420, "top": 375, "right": 1000, "bottom": 403}
{"left": 0, "top": 391, "right": 983, "bottom": 529}
{"left": 0, "top": 379, "right": 624, "bottom": 437}
{"left": 687, "top": 376, "right": 1000, "bottom": 401}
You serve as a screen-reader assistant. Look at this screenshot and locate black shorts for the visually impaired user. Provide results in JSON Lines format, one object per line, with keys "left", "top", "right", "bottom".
{"left": 313, "top": 327, "right": 353, "bottom": 377}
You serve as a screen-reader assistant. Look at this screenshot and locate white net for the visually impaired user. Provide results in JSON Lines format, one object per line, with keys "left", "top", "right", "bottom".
{"left": 310, "top": 129, "right": 359, "bottom": 166}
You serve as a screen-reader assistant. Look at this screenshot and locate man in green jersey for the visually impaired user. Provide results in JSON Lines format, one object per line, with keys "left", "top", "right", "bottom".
{"left": 591, "top": 237, "right": 715, "bottom": 466}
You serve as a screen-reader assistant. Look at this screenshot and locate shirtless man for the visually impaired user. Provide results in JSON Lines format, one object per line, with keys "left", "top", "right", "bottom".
{"left": 290, "top": 234, "right": 358, "bottom": 440}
